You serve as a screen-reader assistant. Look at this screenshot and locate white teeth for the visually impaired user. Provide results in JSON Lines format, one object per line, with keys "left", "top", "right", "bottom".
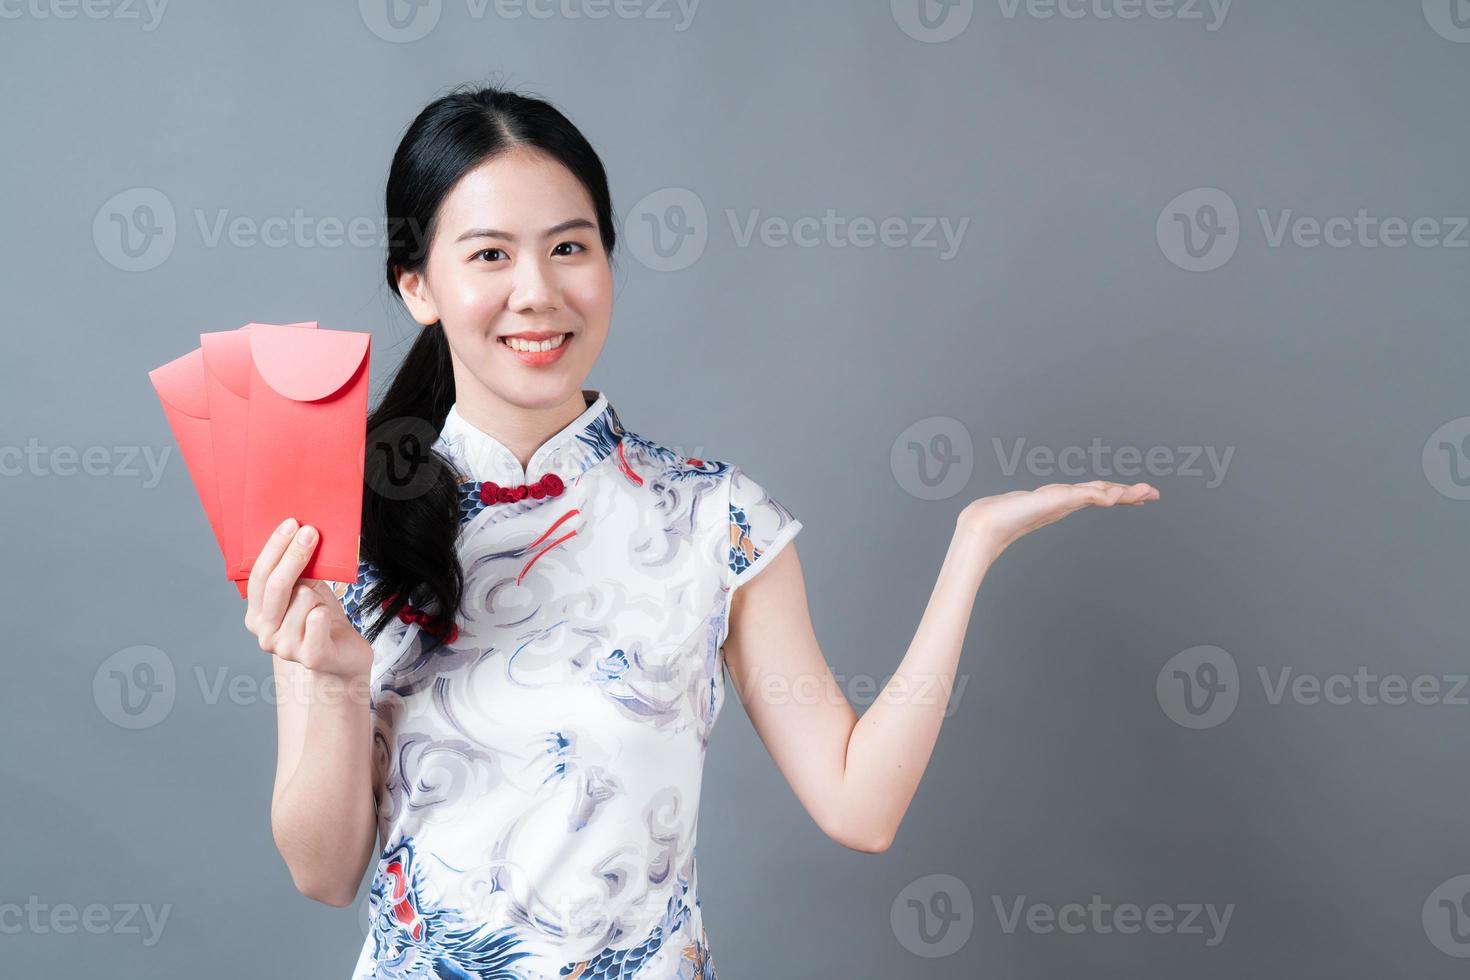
{"left": 502, "top": 333, "right": 569, "bottom": 353}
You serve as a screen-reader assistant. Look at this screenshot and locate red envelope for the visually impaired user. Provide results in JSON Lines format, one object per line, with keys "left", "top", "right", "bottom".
{"left": 148, "top": 347, "right": 229, "bottom": 571}
{"left": 200, "top": 322, "right": 318, "bottom": 581}
{"left": 153, "top": 322, "right": 318, "bottom": 596}
{"left": 238, "top": 324, "right": 370, "bottom": 584}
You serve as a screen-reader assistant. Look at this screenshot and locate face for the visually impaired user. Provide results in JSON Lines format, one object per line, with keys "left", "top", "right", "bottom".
{"left": 395, "top": 148, "right": 613, "bottom": 413}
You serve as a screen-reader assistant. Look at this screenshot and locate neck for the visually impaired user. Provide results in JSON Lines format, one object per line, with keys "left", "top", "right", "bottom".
{"left": 451, "top": 386, "right": 592, "bottom": 473}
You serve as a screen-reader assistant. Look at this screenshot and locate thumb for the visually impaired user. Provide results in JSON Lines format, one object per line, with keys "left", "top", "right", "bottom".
{"left": 302, "top": 605, "right": 334, "bottom": 662}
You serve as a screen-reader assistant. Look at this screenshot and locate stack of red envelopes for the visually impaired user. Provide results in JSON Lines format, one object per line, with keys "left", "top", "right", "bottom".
{"left": 148, "top": 321, "right": 371, "bottom": 596}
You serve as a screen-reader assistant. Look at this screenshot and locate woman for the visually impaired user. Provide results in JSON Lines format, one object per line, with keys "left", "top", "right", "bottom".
{"left": 245, "top": 83, "right": 1159, "bottom": 979}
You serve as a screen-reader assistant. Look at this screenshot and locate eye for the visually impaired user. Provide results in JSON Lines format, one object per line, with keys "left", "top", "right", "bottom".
{"left": 552, "top": 241, "right": 587, "bottom": 257}
{"left": 474, "top": 247, "right": 506, "bottom": 262}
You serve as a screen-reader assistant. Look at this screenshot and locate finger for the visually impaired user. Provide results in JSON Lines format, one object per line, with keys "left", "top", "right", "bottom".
{"left": 1072, "top": 484, "right": 1126, "bottom": 510}
{"left": 1121, "top": 483, "right": 1159, "bottom": 503}
{"left": 246, "top": 517, "right": 298, "bottom": 623}
{"left": 260, "top": 525, "right": 320, "bottom": 631}
{"left": 306, "top": 579, "right": 350, "bottom": 622}
{"left": 271, "top": 583, "right": 325, "bottom": 661}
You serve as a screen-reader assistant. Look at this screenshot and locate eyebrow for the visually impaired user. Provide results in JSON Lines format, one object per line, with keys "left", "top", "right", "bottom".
{"left": 454, "top": 218, "right": 597, "bottom": 244}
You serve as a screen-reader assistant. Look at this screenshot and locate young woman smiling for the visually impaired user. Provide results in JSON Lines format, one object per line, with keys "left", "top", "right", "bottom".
{"left": 242, "top": 83, "right": 1159, "bottom": 979}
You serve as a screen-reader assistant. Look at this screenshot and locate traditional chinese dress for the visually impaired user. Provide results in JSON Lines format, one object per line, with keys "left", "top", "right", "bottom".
{"left": 339, "top": 389, "right": 802, "bottom": 979}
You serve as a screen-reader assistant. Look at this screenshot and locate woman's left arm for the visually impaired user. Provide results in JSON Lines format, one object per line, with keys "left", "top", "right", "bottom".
{"left": 720, "top": 479, "right": 1160, "bottom": 854}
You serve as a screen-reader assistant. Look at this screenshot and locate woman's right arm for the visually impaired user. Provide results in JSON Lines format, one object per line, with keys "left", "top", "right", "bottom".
{"left": 244, "top": 517, "right": 379, "bottom": 908}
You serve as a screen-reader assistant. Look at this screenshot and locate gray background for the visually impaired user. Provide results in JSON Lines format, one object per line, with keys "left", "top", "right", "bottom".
{"left": 3, "top": 0, "right": 1468, "bottom": 976}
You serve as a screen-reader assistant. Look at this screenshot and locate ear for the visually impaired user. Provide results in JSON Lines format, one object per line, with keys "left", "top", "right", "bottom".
{"left": 394, "top": 264, "right": 440, "bottom": 327}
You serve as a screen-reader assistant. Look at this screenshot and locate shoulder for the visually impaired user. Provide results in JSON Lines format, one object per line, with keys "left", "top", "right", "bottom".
{"left": 616, "top": 428, "right": 736, "bottom": 488}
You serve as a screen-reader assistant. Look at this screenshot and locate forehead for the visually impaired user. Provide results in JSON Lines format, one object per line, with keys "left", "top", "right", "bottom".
{"left": 436, "top": 150, "right": 595, "bottom": 235}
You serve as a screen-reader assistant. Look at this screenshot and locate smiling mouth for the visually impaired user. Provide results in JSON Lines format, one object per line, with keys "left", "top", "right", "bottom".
{"left": 498, "top": 332, "right": 572, "bottom": 353}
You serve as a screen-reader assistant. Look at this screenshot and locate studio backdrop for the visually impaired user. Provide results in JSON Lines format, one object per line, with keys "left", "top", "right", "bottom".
{"left": 3, "top": 1, "right": 1468, "bottom": 977}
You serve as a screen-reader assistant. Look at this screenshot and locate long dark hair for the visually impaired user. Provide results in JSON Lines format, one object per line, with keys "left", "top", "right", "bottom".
{"left": 358, "top": 82, "right": 617, "bottom": 646}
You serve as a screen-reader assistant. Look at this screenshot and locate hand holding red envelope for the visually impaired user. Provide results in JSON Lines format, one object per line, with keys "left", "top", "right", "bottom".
{"left": 148, "top": 322, "right": 370, "bottom": 596}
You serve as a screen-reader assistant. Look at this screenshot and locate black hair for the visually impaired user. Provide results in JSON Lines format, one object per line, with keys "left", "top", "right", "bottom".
{"left": 358, "top": 82, "right": 617, "bottom": 647}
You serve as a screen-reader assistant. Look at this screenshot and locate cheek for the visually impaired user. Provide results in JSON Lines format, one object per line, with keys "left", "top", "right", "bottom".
{"left": 562, "top": 263, "right": 614, "bottom": 319}
{"left": 443, "top": 275, "right": 510, "bottom": 331}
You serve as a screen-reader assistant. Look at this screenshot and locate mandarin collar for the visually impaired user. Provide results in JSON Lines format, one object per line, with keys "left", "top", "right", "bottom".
{"left": 436, "top": 388, "right": 625, "bottom": 487}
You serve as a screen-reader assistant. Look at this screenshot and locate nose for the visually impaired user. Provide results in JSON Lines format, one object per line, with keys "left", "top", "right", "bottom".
{"left": 508, "top": 252, "right": 560, "bottom": 314}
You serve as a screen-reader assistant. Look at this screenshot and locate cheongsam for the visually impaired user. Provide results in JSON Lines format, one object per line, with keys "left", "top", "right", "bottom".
{"left": 339, "top": 389, "right": 802, "bottom": 979}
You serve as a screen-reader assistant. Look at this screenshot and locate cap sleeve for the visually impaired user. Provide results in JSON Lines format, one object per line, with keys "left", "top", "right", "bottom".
{"left": 724, "top": 465, "right": 802, "bottom": 593}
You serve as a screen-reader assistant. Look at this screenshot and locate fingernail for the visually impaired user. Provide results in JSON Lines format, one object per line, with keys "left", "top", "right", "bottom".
{"left": 278, "top": 518, "right": 298, "bottom": 535}
{"left": 297, "top": 526, "right": 317, "bottom": 547}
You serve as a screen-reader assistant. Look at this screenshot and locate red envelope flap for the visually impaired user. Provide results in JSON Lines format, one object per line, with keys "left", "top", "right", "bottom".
{"left": 200, "top": 329, "right": 254, "bottom": 398}
{"left": 202, "top": 322, "right": 320, "bottom": 398}
{"left": 249, "top": 325, "right": 370, "bottom": 403}
{"left": 148, "top": 347, "right": 210, "bottom": 419}
{"left": 251, "top": 320, "right": 319, "bottom": 331}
